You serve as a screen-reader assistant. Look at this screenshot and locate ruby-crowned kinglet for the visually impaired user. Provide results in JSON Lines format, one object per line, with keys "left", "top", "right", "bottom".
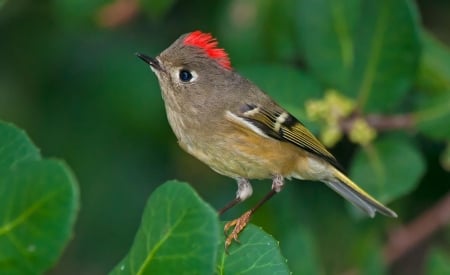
{"left": 137, "top": 30, "right": 397, "bottom": 249}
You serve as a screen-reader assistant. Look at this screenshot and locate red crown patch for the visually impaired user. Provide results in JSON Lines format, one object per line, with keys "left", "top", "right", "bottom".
{"left": 183, "top": 31, "right": 231, "bottom": 70}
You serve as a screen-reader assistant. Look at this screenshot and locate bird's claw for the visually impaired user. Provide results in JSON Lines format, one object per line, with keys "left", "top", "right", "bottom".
{"left": 224, "top": 210, "right": 252, "bottom": 251}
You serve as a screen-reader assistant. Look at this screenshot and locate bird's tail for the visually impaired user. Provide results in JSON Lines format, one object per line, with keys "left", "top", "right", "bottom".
{"left": 324, "top": 167, "right": 397, "bottom": 218}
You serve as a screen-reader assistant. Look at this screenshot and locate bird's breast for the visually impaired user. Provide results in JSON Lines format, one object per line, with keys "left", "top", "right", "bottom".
{"left": 164, "top": 105, "right": 328, "bottom": 181}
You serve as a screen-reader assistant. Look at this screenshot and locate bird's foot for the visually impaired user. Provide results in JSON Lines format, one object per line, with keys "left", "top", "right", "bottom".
{"left": 224, "top": 210, "right": 252, "bottom": 251}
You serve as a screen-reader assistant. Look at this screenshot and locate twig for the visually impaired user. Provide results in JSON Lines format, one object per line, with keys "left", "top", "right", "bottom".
{"left": 340, "top": 114, "right": 415, "bottom": 132}
{"left": 383, "top": 192, "right": 450, "bottom": 264}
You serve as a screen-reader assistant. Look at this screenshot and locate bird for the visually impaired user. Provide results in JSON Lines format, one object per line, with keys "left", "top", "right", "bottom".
{"left": 136, "top": 30, "right": 397, "bottom": 249}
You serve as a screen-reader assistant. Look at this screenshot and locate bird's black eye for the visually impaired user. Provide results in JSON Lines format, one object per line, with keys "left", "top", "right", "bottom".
{"left": 179, "top": 69, "right": 193, "bottom": 82}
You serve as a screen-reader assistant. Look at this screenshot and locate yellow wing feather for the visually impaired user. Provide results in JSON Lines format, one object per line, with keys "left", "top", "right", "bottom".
{"left": 238, "top": 105, "right": 342, "bottom": 170}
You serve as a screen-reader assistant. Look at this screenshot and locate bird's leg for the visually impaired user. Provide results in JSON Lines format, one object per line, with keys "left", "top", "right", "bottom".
{"left": 218, "top": 178, "right": 253, "bottom": 215}
{"left": 224, "top": 175, "right": 285, "bottom": 250}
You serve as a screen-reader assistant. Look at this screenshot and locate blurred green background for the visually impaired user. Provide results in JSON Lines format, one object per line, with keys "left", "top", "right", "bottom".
{"left": 1, "top": 0, "right": 449, "bottom": 274}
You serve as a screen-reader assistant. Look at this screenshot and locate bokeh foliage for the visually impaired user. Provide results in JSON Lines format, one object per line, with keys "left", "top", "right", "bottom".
{"left": 0, "top": 0, "right": 449, "bottom": 274}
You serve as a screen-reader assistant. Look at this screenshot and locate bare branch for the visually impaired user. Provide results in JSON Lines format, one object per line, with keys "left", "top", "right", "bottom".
{"left": 383, "top": 192, "right": 450, "bottom": 265}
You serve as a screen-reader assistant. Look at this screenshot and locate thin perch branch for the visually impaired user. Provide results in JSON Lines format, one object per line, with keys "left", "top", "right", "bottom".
{"left": 383, "top": 192, "right": 450, "bottom": 265}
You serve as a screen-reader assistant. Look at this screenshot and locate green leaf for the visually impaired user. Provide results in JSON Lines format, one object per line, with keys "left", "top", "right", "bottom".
{"left": 295, "top": 0, "right": 420, "bottom": 112}
{"left": 216, "top": 223, "right": 290, "bottom": 275}
{"left": 110, "top": 181, "right": 219, "bottom": 275}
{"left": 416, "top": 32, "right": 450, "bottom": 94}
{"left": 349, "top": 0, "right": 420, "bottom": 111}
{"left": 295, "top": 0, "right": 361, "bottom": 90}
{"left": 425, "top": 248, "right": 450, "bottom": 275}
{"left": 349, "top": 135, "right": 425, "bottom": 204}
{"left": 0, "top": 122, "right": 79, "bottom": 275}
{"left": 414, "top": 91, "right": 450, "bottom": 140}
{"left": 0, "top": 121, "right": 40, "bottom": 169}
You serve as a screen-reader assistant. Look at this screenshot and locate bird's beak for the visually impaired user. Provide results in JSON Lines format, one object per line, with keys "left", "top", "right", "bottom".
{"left": 135, "top": 52, "right": 163, "bottom": 71}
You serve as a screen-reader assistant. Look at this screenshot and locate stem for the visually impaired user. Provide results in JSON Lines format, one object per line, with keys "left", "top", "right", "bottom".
{"left": 384, "top": 192, "right": 450, "bottom": 264}
{"left": 340, "top": 113, "right": 414, "bottom": 132}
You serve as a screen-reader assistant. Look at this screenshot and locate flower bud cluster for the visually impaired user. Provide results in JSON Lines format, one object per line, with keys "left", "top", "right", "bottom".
{"left": 349, "top": 118, "right": 377, "bottom": 146}
{"left": 306, "top": 89, "right": 376, "bottom": 147}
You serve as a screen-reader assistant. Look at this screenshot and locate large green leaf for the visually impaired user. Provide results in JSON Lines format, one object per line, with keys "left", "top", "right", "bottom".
{"left": 295, "top": 0, "right": 420, "bottom": 112}
{"left": 216, "top": 223, "right": 290, "bottom": 275}
{"left": 349, "top": 0, "right": 420, "bottom": 111}
{"left": 110, "top": 181, "right": 219, "bottom": 275}
{"left": 295, "top": 0, "right": 360, "bottom": 90}
{"left": 0, "top": 121, "right": 79, "bottom": 275}
{"left": 349, "top": 135, "right": 425, "bottom": 204}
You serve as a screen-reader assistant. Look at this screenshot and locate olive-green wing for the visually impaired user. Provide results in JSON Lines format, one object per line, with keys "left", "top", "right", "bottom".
{"left": 235, "top": 103, "right": 342, "bottom": 170}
